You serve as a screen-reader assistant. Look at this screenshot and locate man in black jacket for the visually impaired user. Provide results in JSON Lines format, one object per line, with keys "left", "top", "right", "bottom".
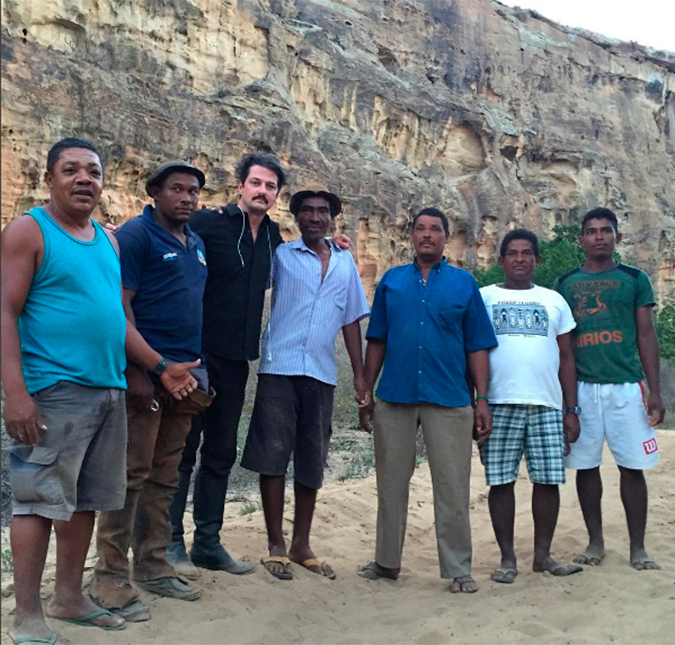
{"left": 167, "top": 153, "right": 286, "bottom": 576}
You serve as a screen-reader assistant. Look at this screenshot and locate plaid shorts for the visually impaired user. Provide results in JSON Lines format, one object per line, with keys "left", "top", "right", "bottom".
{"left": 479, "top": 404, "right": 565, "bottom": 486}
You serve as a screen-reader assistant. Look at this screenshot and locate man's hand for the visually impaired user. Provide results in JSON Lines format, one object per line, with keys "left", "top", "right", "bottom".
{"left": 160, "top": 359, "right": 201, "bottom": 400}
{"left": 473, "top": 399, "right": 492, "bottom": 444}
{"left": 353, "top": 372, "right": 367, "bottom": 407}
{"left": 104, "top": 222, "right": 119, "bottom": 233}
{"left": 332, "top": 234, "right": 351, "bottom": 250}
{"left": 647, "top": 392, "right": 665, "bottom": 427}
{"left": 358, "top": 390, "right": 374, "bottom": 433}
{"left": 126, "top": 364, "right": 155, "bottom": 411}
{"left": 4, "top": 390, "right": 47, "bottom": 445}
{"left": 563, "top": 412, "right": 581, "bottom": 452}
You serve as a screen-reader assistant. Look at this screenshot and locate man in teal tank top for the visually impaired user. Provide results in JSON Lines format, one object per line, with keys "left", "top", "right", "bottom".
{"left": 1, "top": 138, "right": 200, "bottom": 645}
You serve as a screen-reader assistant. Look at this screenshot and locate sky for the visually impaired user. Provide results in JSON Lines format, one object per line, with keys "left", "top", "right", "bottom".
{"left": 499, "top": 0, "right": 675, "bottom": 52}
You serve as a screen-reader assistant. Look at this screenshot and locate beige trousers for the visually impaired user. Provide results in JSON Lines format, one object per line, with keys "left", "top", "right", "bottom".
{"left": 373, "top": 399, "right": 474, "bottom": 579}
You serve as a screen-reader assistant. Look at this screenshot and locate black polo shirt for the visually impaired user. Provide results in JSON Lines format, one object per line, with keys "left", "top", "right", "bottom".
{"left": 116, "top": 205, "right": 208, "bottom": 363}
{"left": 189, "top": 204, "right": 283, "bottom": 361}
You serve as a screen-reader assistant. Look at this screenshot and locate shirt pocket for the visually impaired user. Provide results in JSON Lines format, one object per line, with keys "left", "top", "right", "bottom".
{"left": 436, "top": 303, "right": 465, "bottom": 330}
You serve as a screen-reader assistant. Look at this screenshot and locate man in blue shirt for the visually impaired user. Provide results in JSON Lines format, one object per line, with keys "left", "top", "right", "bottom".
{"left": 240, "top": 185, "right": 370, "bottom": 580}
{"left": 90, "top": 160, "right": 213, "bottom": 622}
{"left": 357, "top": 208, "right": 497, "bottom": 593}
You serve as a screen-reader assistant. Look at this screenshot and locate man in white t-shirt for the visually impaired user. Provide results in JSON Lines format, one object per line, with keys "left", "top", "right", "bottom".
{"left": 479, "top": 229, "right": 583, "bottom": 583}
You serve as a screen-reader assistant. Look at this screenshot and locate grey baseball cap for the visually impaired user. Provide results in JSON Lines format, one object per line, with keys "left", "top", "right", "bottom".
{"left": 145, "top": 159, "right": 206, "bottom": 194}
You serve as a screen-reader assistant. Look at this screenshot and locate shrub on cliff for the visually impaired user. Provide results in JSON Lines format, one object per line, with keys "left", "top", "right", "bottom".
{"left": 471, "top": 226, "right": 673, "bottom": 360}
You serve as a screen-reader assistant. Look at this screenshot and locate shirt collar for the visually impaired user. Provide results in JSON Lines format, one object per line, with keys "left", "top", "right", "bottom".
{"left": 226, "top": 203, "right": 270, "bottom": 227}
{"left": 413, "top": 256, "right": 447, "bottom": 272}
{"left": 290, "top": 237, "right": 341, "bottom": 253}
{"left": 142, "top": 204, "right": 196, "bottom": 239}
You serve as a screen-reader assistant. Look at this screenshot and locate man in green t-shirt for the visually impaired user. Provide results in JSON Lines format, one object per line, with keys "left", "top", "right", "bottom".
{"left": 554, "top": 207, "right": 665, "bottom": 571}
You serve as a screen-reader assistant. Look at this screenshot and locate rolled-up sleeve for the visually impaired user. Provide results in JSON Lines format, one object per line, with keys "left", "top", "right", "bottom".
{"left": 463, "top": 277, "right": 498, "bottom": 353}
{"left": 366, "top": 275, "right": 388, "bottom": 342}
{"left": 343, "top": 257, "right": 370, "bottom": 326}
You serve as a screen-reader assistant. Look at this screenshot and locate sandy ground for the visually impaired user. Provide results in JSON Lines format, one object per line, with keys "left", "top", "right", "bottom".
{"left": 2, "top": 432, "right": 674, "bottom": 645}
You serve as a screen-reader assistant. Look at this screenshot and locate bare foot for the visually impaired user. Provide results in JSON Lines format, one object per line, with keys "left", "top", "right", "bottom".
{"left": 533, "top": 556, "right": 583, "bottom": 576}
{"left": 47, "top": 593, "right": 125, "bottom": 629}
{"left": 450, "top": 575, "right": 479, "bottom": 593}
{"left": 10, "top": 613, "right": 58, "bottom": 645}
{"left": 631, "top": 548, "right": 661, "bottom": 571}
{"left": 573, "top": 543, "right": 605, "bottom": 567}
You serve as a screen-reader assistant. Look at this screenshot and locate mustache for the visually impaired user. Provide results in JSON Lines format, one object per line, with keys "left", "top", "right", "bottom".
{"left": 253, "top": 194, "right": 268, "bottom": 204}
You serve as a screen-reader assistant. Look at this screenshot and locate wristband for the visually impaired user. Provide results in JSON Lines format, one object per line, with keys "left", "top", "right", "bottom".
{"left": 153, "top": 358, "right": 168, "bottom": 376}
{"left": 475, "top": 396, "right": 489, "bottom": 403}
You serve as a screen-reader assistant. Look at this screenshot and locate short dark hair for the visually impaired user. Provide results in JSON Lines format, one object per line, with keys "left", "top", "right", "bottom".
{"left": 500, "top": 228, "right": 540, "bottom": 257}
{"left": 47, "top": 137, "right": 102, "bottom": 174}
{"left": 235, "top": 152, "right": 286, "bottom": 191}
{"left": 412, "top": 207, "right": 449, "bottom": 233}
{"left": 581, "top": 207, "right": 619, "bottom": 234}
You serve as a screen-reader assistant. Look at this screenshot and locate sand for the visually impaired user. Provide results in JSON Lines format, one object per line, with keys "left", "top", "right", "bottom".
{"left": 2, "top": 431, "right": 674, "bottom": 645}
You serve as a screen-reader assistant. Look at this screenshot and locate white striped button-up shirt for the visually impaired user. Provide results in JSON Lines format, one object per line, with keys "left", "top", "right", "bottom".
{"left": 258, "top": 238, "right": 370, "bottom": 385}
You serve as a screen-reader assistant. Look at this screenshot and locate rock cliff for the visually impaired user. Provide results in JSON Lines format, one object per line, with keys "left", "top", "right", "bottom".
{"left": 2, "top": 0, "right": 674, "bottom": 301}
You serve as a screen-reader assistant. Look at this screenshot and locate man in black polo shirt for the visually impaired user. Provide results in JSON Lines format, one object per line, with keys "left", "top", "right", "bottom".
{"left": 90, "top": 160, "right": 213, "bottom": 621}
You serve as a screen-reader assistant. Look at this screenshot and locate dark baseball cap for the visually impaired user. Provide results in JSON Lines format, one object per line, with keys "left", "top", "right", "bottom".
{"left": 145, "top": 159, "right": 206, "bottom": 195}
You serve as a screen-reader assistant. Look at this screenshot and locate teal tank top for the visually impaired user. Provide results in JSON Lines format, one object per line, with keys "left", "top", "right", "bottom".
{"left": 19, "top": 207, "right": 127, "bottom": 393}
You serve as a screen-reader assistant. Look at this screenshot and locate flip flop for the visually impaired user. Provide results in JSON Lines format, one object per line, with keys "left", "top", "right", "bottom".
{"left": 491, "top": 567, "right": 518, "bottom": 583}
{"left": 357, "top": 561, "right": 399, "bottom": 580}
{"left": 632, "top": 558, "right": 661, "bottom": 571}
{"left": 573, "top": 552, "right": 604, "bottom": 567}
{"left": 450, "top": 576, "right": 479, "bottom": 593}
{"left": 546, "top": 562, "right": 583, "bottom": 576}
{"left": 51, "top": 607, "right": 126, "bottom": 631}
{"left": 261, "top": 556, "right": 293, "bottom": 580}
{"left": 295, "top": 557, "right": 336, "bottom": 580}
{"left": 10, "top": 634, "right": 58, "bottom": 645}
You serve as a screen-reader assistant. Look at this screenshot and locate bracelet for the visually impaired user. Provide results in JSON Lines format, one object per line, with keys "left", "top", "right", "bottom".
{"left": 475, "top": 396, "right": 489, "bottom": 403}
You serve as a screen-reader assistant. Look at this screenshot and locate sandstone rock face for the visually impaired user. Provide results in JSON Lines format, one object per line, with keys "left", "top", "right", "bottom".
{"left": 2, "top": 0, "right": 674, "bottom": 302}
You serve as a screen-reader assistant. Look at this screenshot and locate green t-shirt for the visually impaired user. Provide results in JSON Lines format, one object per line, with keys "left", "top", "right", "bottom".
{"left": 553, "top": 264, "right": 655, "bottom": 384}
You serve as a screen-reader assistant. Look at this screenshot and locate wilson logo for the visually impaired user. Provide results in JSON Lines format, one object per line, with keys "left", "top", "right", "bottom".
{"left": 643, "top": 439, "right": 658, "bottom": 455}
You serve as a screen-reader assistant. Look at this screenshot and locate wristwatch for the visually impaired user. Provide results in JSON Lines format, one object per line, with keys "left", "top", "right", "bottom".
{"left": 565, "top": 406, "right": 582, "bottom": 416}
{"left": 153, "top": 358, "right": 168, "bottom": 376}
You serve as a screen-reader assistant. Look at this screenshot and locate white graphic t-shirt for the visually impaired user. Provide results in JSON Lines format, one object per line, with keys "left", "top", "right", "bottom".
{"left": 480, "top": 284, "right": 576, "bottom": 410}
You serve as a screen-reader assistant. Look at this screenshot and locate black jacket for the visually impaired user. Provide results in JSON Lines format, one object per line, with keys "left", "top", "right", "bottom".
{"left": 189, "top": 204, "right": 283, "bottom": 361}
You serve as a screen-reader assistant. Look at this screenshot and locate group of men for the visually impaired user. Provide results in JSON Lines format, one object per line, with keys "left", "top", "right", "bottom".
{"left": 1, "top": 137, "right": 665, "bottom": 645}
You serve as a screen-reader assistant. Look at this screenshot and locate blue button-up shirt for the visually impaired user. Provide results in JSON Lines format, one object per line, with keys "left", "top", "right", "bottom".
{"left": 367, "top": 259, "right": 497, "bottom": 407}
{"left": 258, "top": 238, "right": 370, "bottom": 386}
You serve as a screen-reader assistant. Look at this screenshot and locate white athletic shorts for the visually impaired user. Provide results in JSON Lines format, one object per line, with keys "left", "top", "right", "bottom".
{"left": 566, "top": 381, "right": 659, "bottom": 471}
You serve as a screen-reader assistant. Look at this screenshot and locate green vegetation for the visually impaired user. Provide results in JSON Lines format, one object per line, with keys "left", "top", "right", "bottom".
{"left": 471, "top": 226, "right": 674, "bottom": 362}
{"left": 339, "top": 448, "right": 376, "bottom": 482}
{"left": 473, "top": 225, "right": 620, "bottom": 290}
{"left": 655, "top": 304, "right": 675, "bottom": 360}
{"left": 1, "top": 548, "right": 13, "bottom": 572}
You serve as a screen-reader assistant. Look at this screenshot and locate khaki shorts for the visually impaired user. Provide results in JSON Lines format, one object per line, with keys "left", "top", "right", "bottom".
{"left": 8, "top": 381, "right": 127, "bottom": 521}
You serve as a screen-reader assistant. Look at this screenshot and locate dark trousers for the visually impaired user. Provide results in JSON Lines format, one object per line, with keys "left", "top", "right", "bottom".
{"left": 169, "top": 351, "right": 249, "bottom": 551}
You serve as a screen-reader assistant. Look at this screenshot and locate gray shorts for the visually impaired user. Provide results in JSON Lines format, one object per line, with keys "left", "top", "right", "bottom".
{"left": 241, "top": 374, "right": 334, "bottom": 490}
{"left": 8, "top": 381, "right": 127, "bottom": 521}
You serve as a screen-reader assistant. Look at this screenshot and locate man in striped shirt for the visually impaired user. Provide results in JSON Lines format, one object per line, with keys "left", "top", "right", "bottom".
{"left": 241, "top": 185, "right": 370, "bottom": 581}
